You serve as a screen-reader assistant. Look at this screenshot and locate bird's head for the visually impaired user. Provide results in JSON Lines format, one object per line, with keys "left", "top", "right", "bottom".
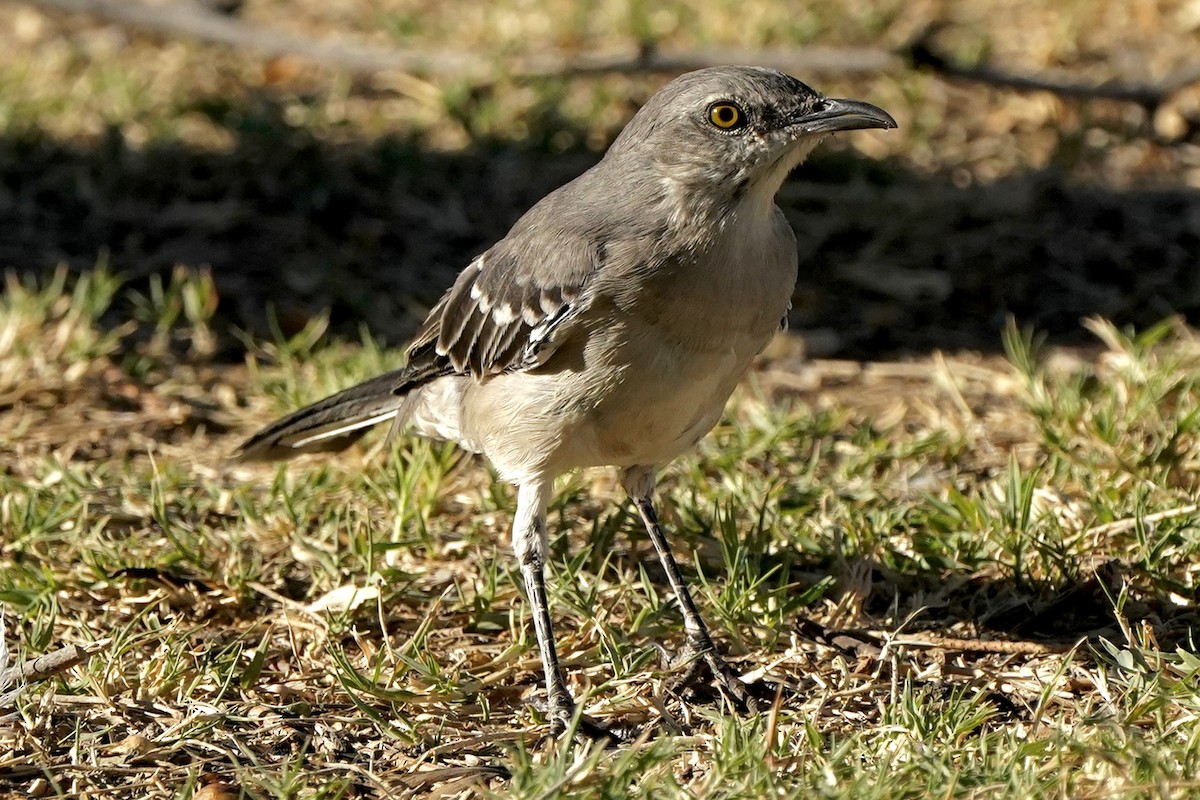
{"left": 607, "top": 66, "right": 896, "bottom": 210}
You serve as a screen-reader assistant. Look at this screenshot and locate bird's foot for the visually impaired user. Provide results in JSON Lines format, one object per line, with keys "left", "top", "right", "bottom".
{"left": 657, "top": 637, "right": 767, "bottom": 714}
{"left": 532, "top": 692, "right": 630, "bottom": 744}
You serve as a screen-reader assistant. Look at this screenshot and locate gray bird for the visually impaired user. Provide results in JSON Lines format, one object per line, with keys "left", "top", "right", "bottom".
{"left": 237, "top": 66, "right": 896, "bottom": 732}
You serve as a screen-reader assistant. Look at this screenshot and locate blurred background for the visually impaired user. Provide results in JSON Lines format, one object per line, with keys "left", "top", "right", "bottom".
{"left": 3, "top": 0, "right": 1199, "bottom": 359}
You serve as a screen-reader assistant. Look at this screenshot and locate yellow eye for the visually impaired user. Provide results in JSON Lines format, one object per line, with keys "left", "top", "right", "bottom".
{"left": 708, "top": 102, "right": 744, "bottom": 129}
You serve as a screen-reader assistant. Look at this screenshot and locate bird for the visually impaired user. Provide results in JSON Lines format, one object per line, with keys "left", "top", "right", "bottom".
{"left": 236, "top": 65, "right": 896, "bottom": 734}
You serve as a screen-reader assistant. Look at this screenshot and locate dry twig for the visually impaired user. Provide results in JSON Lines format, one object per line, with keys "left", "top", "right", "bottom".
{"left": 22, "top": 0, "right": 899, "bottom": 78}
{"left": 22, "top": 0, "right": 1200, "bottom": 115}
{"left": 906, "top": 33, "right": 1200, "bottom": 110}
{"left": 0, "top": 639, "right": 111, "bottom": 707}
{"left": 891, "top": 634, "right": 1077, "bottom": 656}
{"left": 1083, "top": 504, "right": 1199, "bottom": 538}
{"left": 24, "top": 0, "right": 1200, "bottom": 111}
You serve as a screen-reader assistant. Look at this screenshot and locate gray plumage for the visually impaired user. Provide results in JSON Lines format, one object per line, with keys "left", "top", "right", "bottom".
{"left": 238, "top": 66, "right": 896, "bottom": 734}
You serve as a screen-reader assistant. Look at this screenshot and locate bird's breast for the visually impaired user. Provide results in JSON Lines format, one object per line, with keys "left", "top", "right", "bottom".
{"left": 570, "top": 205, "right": 798, "bottom": 467}
{"left": 460, "top": 203, "right": 798, "bottom": 481}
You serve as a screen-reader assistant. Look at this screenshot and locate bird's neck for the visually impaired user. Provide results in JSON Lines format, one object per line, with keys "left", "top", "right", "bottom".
{"left": 645, "top": 141, "right": 817, "bottom": 251}
{"left": 652, "top": 176, "right": 782, "bottom": 258}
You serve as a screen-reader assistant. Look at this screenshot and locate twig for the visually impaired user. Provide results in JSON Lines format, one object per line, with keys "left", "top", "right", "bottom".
{"left": 797, "top": 617, "right": 1076, "bottom": 657}
{"left": 397, "top": 765, "right": 512, "bottom": 790}
{"left": 24, "top": 0, "right": 486, "bottom": 75}
{"left": 0, "top": 639, "right": 111, "bottom": 707}
{"left": 550, "top": 44, "right": 901, "bottom": 78}
{"left": 23, "top": 0, "right": 899, "bottom": 79}
{"left": 906, "top": 31, "right": 1200, "bottom": 110}
{"left": 245, "top": 581, "right": 329, "bottom": 628}
{"left": 1084, "top": 504, "right": 1199, "bottom": 538}
{"left": 891, "top": 634, "right": 1075, "bottom": 656}
{"left": 21, "top": 0, "right": 1200, "bottom": 110}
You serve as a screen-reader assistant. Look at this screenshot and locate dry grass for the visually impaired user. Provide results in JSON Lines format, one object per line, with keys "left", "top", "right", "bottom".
{"left": 1, "top": 0, "right": 1198, "bottom": 355}
{"left": 4, "top": 270, "right": 1200, "bottom": 798}
{"left": 2, "top": 1, "right": 1200, "bottom": 798}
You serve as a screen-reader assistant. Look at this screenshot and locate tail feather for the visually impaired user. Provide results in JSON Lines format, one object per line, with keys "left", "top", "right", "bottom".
{"left": 236, "top": 368, "right": 412, "bottom": 461}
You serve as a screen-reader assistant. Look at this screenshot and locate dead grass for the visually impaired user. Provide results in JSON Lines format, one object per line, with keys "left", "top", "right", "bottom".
{"left": 2, "top": 1, "right": 1200, "bottom": 797}
{"left": 3, "top": 270, "right": 1200, "bottom": 798}
{"left": 1, "top": 1, "right": 1199, "bottom": 355}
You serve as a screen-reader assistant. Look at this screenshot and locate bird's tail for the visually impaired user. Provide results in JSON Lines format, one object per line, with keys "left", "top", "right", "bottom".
{"left": 235, "top": 368, "right": 412, "bottom": 461}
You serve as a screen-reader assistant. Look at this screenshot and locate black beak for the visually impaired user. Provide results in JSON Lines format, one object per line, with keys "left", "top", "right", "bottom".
{"left": 792, "top": 97, "right": 897, "bottom": 134}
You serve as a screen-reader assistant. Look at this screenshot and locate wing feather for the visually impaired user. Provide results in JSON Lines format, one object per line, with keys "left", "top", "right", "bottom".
{"left": 398, "top": 230, "right": 604, "bottom": 391}
{"left": 241, "top": 172, "right": 618, "bottom": 459}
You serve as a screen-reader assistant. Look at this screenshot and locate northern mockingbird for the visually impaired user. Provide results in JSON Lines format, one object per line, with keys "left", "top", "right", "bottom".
{"left": 238, "top": 66, "right": 896, "bottom": 732}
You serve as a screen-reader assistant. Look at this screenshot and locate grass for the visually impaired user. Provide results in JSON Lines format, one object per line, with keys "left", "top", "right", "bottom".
{"left": 2, "top": 0, "right": 1200, "bottom": 796}
{"left": 2, "top": 2, "right": 1197, "bottom": 359}
{"left": 3, "top": 267, "right": 1200, "bottom": 798}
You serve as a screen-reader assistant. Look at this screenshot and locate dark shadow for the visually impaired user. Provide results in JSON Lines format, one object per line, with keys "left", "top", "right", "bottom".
{"left": 620, "top": 517, "right": 1199, "bottom": 652}
{"left": 2, "top": 88, "right": 1198, "bottom": 359}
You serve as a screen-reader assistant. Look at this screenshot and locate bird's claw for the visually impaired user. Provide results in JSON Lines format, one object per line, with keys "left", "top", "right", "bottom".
{"left": 659, "top": 638, "right": 764, "bottom": 714}
{"left": 532, "top": 694, "right": 631, "bottom": 744}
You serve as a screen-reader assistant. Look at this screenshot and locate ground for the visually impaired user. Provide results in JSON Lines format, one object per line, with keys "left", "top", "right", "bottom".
{"left": 2, "top": 1, "right": 1200, "bottom": 798}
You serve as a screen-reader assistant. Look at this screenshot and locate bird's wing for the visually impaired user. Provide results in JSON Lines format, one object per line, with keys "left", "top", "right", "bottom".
{"left": 236, "top": 232, "right": 605, "bottom": 460}
{"left": 397, "top": 231, "right": 605, "bottom": 391}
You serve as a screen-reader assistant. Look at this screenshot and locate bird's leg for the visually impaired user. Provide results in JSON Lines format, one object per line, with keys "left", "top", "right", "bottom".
{"left": 623, "top": 468, "right": 759, "bottom": 713}
{"left": 513, "top": 481, "right": 620, "bottom": 741}
{"left": 633, "top": 495, "right": 757, "bottom": 711}
{"left": 512, "top": 481, "right": 575, "bottom": 728}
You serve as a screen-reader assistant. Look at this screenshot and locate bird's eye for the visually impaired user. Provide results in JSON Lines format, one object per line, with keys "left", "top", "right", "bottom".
{"left": 707, "top": 102, "right": 744, "bottom": 130}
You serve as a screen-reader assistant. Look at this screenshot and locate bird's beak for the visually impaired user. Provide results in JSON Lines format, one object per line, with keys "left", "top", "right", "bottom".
{"left": 790, "top": 97, "right": 898, "bottom": 134}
